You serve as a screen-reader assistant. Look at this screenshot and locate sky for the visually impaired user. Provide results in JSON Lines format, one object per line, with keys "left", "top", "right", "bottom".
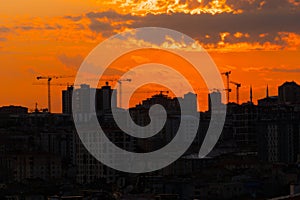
{"left": 0, "top": 0, "right": 300, "bottom": 112}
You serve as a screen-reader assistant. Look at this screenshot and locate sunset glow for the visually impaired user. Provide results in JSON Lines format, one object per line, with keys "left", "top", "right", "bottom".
{"left": 108, "top": 0, "right": 240, "bottom": 16}
{"left": 1, "top": 0, "right": 300, "bottom": 112}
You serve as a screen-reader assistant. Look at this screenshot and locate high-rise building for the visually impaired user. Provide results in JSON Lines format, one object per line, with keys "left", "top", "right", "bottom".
{"left": 62, "top": 85, "right": 73, "bottom": 114}
{"left": 232, "top": 103, "right": 258, "bottom": 151}
{"left": 183, "top": 92, "right": 197, "bottom": 114}
{"left": 208, "top": 91, "right": 222, "bottom": 112}
{"left": 257, "top": 106, "right": 300, "bottom": 163}
{"left": 74, "top": 84, "right": 93, "bottom": 113}
{"left": 4, "top": 153, "right": 62, "bottom": 182}
{"left": 96, "top": 82, "right": 117, "bottom": 113}
{"left": 278, "top": 81, "right": 300, "bottom": 105}
{"left": 75, "top": 117, "right": 136, "bottom": 184}
{"left": 62, "top": 82, "right": 117, "bottom": 115}
{"left": 40, "top": 131, "right": 76, "bottom": 165}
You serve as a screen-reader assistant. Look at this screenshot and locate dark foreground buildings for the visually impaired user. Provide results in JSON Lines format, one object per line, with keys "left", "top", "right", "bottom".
{"left": 0, "top": 81, "right": 300, "bottom": 199}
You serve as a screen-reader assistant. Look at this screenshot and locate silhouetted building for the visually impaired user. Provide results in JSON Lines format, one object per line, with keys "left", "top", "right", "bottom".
{"left": 129, "top": 92, "right": 199, "bottom": 153}
{"left": 232, "top": 103, "right": 258, "bottom": 151}
{"left": 129, "top": 92, "right": 180, "bottom": 152}
{"left": 257, "top": 106, "right": 300, "bottom": 163}
{"left": 258, "top": 85, "right": 278, "bottom": 106}
{"left": 3, "top": 152, "right": 62, "bottom": 182}
{"left": 208, "top": 91, "right": 222, "bottom": 112}
{"left": 62, "top": 85, "right": 73, "bottom": 114}
{"left": 278, "top": 81, "right": 300, "bottom": 105}
{"left": 73, "top": 84, "right": 93, "bottom": 114}
{"left": 95, "top": 82, "right": 117, "bottom": 114}
{"left": 182, "top": 92, "right": 197, "bottom": 114}
{"left": 0, "top": 105, "right": 28, "bottom": 114}
{"left": 40, "top": 131, "right": 76, "bottom": 165}
{"left": 75, "top": 124, "right": 135, "bottom": 184}
{"left": 70, "top": 83, "right": 117, "bottom": 116}
{"left": 136, "top": 92, "right": 180, "bottom": 112}
{"left": 258, "top": 96, "right": 278, "bottom": 106}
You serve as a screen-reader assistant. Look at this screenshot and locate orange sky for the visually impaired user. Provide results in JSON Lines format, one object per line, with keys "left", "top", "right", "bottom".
{"left": 0, "top": 0, "right": 300, "bottom": 112}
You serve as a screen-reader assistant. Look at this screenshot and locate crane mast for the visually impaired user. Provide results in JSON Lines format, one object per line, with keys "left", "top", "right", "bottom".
{"left": 104, "top": 78, "right": 132, "bottom": 108}
{"left": 36, "top": 75, "right": 73, "bottom": 113}
{"left": 230, "top": 81, "right": 241, "bottom": 104}
{"left": 117, "top": 79, "right": 131, "bottom": 108}
{"left": 221, "top": 71, "right": 232, "bottom": 104}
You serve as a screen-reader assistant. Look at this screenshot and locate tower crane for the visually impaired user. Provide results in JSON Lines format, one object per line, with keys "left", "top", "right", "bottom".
{"left": 130, "top": 90, "right": 169, "bottom": 95}
{"left": 33, "top": 82, "right": 76, "bottom": 87}
{"left": 221, "top": 71, "right": 232, "bottom": 103}
{"left": 208, "top": 88, "right": 226, "bottom": 93}
{"left": 103, "top": 78, "right": 132, "bottom": 108}
{"left": 230, "top": 81, "right": 241, "bottom": 104}
{"left": 36, "top": 75, "right": 73, "bottom": 113}
{"left": 117, "top": 79, "right": 131, "bottom": 108}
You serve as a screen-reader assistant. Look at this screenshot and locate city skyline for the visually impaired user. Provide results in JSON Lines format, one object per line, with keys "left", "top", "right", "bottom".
{"left": 2, "top": 79, "right": 299, "bottom": 113}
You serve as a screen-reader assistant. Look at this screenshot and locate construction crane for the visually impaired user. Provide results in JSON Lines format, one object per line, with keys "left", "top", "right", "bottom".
{"left": 33, "top": 82, "right": 78, "bottom": 87}
{"left": 103, "top": 78, "right": 132, "bottom": 108}
{"left": 131, "top": 90, "right": 169, "bottom": 95}
{"left": 221, "top": 71, "right": 232, "bottom": 103}
{"left": 209, "top": 88, "right": 226, "bottom": 92}
{"left": 36, "top": 75, "right": 73, "bottom": 113}
{"left": 230, "top": 81, "right": 241, "bottom": 104}
{"left": 117, "top": 79, "right": 131, "bottom": 108}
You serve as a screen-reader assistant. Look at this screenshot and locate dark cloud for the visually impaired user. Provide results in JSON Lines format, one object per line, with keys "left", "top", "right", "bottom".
{"left": 103, "top": 68, "right": 127, "bottom": 76}
{"left": 84, "top": 9, "right": 300, "bottom": 48}
{"left": 110, "top": 0, "right": 299, "bottom": 16}
{"left": 45, "top": 24, "right": 62, "bottom": 30}
{"left": 0, "top": 26, "right": 10, "bottom": 33}
{"left": 57, "top": 54, "right": 84, "bottom": 70}
{"left": 64, "top": 15, "right": 83, "bottom": 21}
{"left": 15, "top": 24, "right": 62, "bottom": 31}
{"left": 88, "top": 18, "right": 116, "bottom": 37}
{"left": 86, "top": 10, "right": 134, "bottom": 21}
{"left": 247, "top": 67, "right": 300, "bottom": 73}
{"left": 131, "top": 12, "right": 300, "bottom": 40}
{"left": 27, "top": 68, "right": 38, "bottom": 75}
{"left": 15, "top": 25, "right": 38, "bottom": 31}
{"left": 0, "top": 37, "right": 7, "bottom": 42}
{"left": 272, "top": 68, "right": 300, "bottom": 73}
{"left": 83, "top": 0, "right": 300, "bottom": 49}
{"left": 86, "top": 10, "right": 136, "bottom": 37}
{"left": 74, "top": 24, "right": 85, "bottom": 30}
{"left": 227, "top": 0, "right": 299, "bottom": 12}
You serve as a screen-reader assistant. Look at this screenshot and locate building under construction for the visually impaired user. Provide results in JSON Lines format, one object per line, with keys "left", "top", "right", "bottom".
{"left": 62, "top": 82, "right": 117, "bottom": 115}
